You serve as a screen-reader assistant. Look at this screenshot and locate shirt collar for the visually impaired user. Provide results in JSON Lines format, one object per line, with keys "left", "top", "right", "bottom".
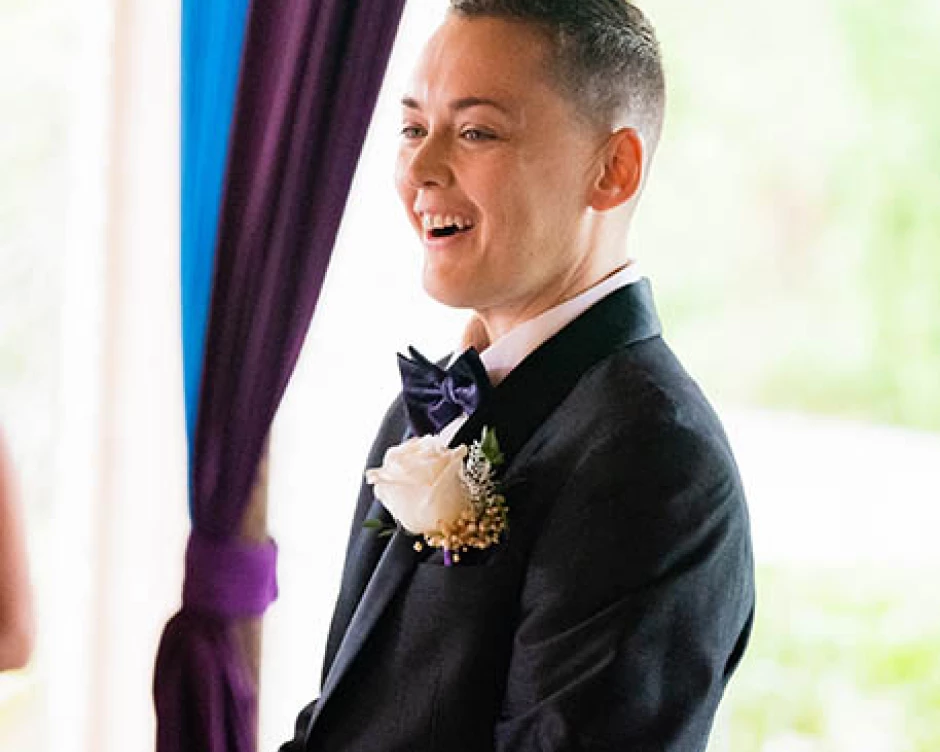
{"left": 458, "top": 262, "right": 644, "bottom": 386}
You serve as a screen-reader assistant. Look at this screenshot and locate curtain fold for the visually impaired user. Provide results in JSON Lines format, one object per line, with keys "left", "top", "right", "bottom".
{"left": 155, "top": 1, "right": 409, "bottom": 750}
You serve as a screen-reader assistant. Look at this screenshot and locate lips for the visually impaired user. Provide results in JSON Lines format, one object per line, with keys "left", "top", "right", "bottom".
{"left": 424, "top": 227, "right": 474, "bottom": 246}
{"left": 417, "top": 209, "right": 477, "bottom": 243}
{"left": 428, "top": 224, "right": 473, "bottom": 238}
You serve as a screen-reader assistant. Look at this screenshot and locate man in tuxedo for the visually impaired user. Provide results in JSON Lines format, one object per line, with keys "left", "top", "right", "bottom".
{"left": 282, "top": 1, "right": 754, "bottom": 750}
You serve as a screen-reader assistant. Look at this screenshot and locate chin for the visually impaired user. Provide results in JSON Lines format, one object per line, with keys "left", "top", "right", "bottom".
{"left": 421, "top": 269, "right": 479, "bottom": 310}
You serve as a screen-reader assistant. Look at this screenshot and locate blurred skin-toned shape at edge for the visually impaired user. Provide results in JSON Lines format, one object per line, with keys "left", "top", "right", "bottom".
{"left": 0, "top": 430, "right": 35, "bottom": 671}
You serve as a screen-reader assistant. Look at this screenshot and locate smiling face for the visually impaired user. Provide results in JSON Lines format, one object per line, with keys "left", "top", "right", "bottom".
{"left": 395, "top": 15, "right": 617, "bottom": 337}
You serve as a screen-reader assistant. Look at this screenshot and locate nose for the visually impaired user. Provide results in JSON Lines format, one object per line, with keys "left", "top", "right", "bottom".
{"left": 401, "top": 134, "right": 452, "bottom": 189}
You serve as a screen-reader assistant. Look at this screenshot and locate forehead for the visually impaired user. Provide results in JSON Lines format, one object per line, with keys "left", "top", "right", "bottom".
{"left": 407, "top": 14, "right": 555, "bottom": 108}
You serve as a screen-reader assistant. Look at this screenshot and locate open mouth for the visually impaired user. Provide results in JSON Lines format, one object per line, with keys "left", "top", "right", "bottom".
{"left": 428, "top": 223, "right": 473, "bottom": 239}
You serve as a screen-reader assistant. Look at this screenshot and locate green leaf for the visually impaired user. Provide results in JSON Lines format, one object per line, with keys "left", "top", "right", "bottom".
{"left": 480, "top": 426, "right": 505, "bottom": 466}
{"left": 364, "top": 518, "right": 398, "bottom": 538}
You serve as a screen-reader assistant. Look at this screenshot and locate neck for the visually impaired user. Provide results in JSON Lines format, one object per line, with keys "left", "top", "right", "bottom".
{"left": 476, "top": 213, "right": 633, "bottom": 343}
{"left": 475, "top": 258, "right": 631, "bottom": 345}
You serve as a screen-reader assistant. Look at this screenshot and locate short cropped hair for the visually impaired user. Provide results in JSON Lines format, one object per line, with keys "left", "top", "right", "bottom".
{"left": 449, "top": 0, "right": 666, "bottom": 153}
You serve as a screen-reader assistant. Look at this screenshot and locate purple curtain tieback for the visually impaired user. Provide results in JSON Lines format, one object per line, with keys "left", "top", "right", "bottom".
{"left": 183, "top": 531, "right": 278, "bottom": 618}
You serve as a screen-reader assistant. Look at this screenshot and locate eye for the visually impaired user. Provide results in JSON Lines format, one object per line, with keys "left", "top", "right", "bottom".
{"left": 400, "top": 124, "right": 426, "bottom": 139}
{"left": 460, "top": 128, "right": 496, "bottom": 142}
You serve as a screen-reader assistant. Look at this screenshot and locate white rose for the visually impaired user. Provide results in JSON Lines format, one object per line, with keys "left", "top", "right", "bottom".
{"left": 364, "top": 434, "right": 470, "bottom": 535}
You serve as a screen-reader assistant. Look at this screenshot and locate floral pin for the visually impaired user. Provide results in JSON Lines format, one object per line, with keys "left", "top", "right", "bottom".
{"left": 364, "top": 427, "right": 507, "bottom": 566}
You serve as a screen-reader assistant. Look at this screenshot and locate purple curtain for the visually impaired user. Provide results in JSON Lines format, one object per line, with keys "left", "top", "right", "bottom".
{"left": 154, "top": 1, "right": 408, "bottom": 750}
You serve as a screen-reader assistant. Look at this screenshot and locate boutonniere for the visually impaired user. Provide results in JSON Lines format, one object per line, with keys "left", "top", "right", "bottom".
{"left": 364, "top": 427, "right": 507, "bottom": 566}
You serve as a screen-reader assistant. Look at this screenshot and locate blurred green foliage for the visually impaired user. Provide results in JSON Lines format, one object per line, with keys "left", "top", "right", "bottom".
{"left": 640, "top": 0, "right": 940, "bottom": 431}
{"left": 717, "top": 565, "right": 940, "bottom": 751}
{"left": 832, "top": 0, "right": 940, "bottom": 430}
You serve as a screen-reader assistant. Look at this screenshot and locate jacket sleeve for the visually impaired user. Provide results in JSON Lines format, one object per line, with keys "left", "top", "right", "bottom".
{"left": 494, "top": 414, "right": 755, "bottom": 752}
{"left": 277, "top": 698, "right": 317, "bottom": 752}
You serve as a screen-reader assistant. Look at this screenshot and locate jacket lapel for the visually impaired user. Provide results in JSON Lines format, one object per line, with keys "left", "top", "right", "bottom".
{"left": 312, "top": 526, "right": 418, "bottom": 722}
{"left": 452, "top": 278, "right": 661, "bottom": 462}
{"left": 311, "top": 279, "right": 661, "bottom": 728}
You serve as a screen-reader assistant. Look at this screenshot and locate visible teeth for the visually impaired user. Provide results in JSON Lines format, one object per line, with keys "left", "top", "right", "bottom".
{"left": 421, "top": 213, "right": 474, "bottom": 231}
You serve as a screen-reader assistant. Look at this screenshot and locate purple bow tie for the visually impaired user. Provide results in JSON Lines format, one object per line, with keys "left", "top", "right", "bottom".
{"left": 398, "top": 346, "right": 492, "bottom": 435}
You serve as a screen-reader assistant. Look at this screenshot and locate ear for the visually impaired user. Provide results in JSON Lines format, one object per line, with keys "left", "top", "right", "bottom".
{"left": 588, "top": 127, "right": 644, "bottom": 212}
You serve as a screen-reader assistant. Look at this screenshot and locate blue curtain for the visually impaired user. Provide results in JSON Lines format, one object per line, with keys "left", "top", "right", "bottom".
{"left": 180, "top": 0, "right": 251, "bottom": 474}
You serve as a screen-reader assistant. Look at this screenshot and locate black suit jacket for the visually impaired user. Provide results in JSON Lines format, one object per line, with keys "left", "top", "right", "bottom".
{"left": 281, "top": 280, "right": 755, "bottom": 751}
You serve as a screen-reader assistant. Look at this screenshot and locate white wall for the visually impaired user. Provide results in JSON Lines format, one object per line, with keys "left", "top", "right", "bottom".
{"left": 46, "top": 2, "right": 187, "bottom": 751}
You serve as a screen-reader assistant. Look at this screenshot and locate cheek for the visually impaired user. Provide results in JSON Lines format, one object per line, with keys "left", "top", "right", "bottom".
{"left": 497, "top": 155, "right": 572, "bottom": 223}
{"left": 394, "top": 157, "right": 415, "bottom": 209}
{"left": 486, "top": 181, "right": 557, "bottom": 256}
{"left": 472, "top": 173, "right": 529, "bottom": 244}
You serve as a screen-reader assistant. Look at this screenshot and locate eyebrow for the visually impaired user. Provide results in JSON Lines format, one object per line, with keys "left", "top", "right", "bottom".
{"left": 401, "top": 95, "right": 512, "bottom": 117}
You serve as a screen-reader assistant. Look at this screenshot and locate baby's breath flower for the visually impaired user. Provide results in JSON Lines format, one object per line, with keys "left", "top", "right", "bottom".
{"left": 422, "top": 431, "right": 508, "bottom": 561}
